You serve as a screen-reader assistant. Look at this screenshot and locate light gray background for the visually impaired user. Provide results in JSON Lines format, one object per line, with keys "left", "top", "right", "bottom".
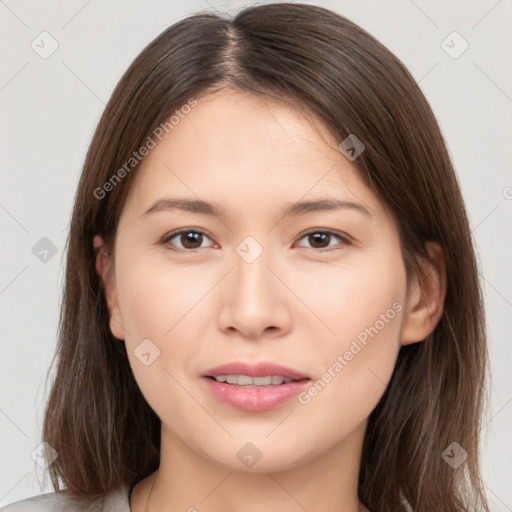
{"left": 1, "top": 0, "right": 511, "bottom": 509}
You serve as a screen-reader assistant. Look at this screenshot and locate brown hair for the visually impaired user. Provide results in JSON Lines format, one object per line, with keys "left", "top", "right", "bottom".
{"left": 41, "top": 3, "right": 490, "bottom": 511}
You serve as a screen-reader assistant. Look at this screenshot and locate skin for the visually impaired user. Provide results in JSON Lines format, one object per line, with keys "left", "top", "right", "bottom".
{"left": 94, "top": 89, "right": 446, "bottom": 512}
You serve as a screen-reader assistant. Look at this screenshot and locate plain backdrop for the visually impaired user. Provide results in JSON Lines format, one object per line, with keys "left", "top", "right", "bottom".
{"left": 1, "top": 0, "right": 511, "bottom": 509}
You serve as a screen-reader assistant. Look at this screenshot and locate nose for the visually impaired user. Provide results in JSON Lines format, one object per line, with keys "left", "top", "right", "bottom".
{"left": 217, "top": 243, "right": 292, "bottom": 341}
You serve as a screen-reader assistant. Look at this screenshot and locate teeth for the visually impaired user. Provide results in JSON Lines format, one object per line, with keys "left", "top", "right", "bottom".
{"left": 214, "top": 375, "right": 294, "bottom": 386}
{"left": 254, "top": 376, "right": 272, "bottom": 385}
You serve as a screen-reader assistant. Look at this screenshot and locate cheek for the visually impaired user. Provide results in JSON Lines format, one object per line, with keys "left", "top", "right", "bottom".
{"left": 296, "top": 256, "right": 406, "bottom": 422}
{"left": 300, "top": 255, "right": 405, "bottom": 349}
{"left": 116, "top": 251, "right": 209, "bottom": 341}
{"left": 113, "top": 252, "right": 216, "bottom": 404}
{"left": 113, "top": 264, "right": 198, "bottom": 422}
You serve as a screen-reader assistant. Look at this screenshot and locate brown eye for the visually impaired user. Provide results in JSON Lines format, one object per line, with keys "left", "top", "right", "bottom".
{"left": 162, "top": 229, "right": 215, "bottom": 251}
{"left": 296, "top": 230, "right": 350, "bottom": 252}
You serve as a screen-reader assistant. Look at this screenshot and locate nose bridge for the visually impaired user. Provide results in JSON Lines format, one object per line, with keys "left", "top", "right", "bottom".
{"left": 218, "top": 233, "right": 290, "bottom": 338}
{"left": 232, "top": 234, "right": 276, "bottom": 306}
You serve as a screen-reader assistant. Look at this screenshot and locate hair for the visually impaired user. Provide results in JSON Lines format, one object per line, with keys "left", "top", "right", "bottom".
{"left": 40, "top": 3, "right": 490, "bottom": 511}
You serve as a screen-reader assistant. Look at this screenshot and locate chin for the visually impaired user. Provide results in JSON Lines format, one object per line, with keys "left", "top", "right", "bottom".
{"left": 200, "top": 438, "right": 314, "bottom": 474}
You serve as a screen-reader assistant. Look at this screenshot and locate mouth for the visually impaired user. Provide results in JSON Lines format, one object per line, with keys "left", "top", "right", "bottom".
{"left": 202, "top": 362, "right": 311, "bottom": 411}
{"left": 206, "top": 374, "right": 305, "bottom": 386}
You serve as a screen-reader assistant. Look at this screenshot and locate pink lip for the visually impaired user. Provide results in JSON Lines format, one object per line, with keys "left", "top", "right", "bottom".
{"left": 202, "top": 362, "right": 310, "bottom": 411}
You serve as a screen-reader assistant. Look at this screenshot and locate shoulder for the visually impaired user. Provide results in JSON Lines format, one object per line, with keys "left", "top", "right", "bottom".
{"left": 0, "top": 485, "right": 131, "bottom": 512}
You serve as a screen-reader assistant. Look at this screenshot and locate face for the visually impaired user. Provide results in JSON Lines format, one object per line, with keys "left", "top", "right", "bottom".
{"left": 98, "top": 90, "right": 417, "bottom": 473}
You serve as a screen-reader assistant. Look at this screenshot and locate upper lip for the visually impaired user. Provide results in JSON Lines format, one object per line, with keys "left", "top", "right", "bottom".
{"left": 204, "top": 362, "right": 310, "bottom": 380}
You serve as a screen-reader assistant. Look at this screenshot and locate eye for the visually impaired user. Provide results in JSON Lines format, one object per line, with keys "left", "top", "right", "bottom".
{"left": 161, "top": 228, "right": 350, "bottom": 253}
{"left": 162, "top": 229, "right": 216, "bottom": 252}
{"left": 295, "top": 229, "right": 350, "bottom": 252}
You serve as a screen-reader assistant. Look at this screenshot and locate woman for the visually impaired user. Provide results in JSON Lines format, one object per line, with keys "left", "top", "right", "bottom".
{"left": 1, "top": 3, "right": 490, "bottom": 511}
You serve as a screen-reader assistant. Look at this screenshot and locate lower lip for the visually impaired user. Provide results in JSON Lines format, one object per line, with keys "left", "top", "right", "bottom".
{"left": 203, "top": 377, "right": 310, "bottom": 411}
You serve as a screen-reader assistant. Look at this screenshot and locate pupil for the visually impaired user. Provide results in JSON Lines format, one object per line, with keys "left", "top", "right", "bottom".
{"left": 310, "top": 232, "right": 329, "bottom": 248}
{"left": 182, "top": 232, "right": 202, "bottom": 249}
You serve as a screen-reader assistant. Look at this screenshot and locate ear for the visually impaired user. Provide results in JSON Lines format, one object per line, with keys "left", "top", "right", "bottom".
{"left": 93, "top": 235, "right": 125, "bottom": 340}
{"left": 401, "top": 241, "right": 447, "bottom": 345}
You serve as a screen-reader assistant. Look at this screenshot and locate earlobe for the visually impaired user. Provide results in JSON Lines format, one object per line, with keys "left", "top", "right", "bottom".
{"left": 401, "top": 241, "right": 447, "bottom": 346}
{"left": 93, "top": 235, "right": 125, "bottom": 340}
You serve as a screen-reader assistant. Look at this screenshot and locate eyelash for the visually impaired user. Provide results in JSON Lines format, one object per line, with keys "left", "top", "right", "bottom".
{"left": 160, "top": 228, "right": 351, "bottom": 254}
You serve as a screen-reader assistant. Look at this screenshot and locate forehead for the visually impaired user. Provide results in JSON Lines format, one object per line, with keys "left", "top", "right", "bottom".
{"left": 123, "top": 90, "right": 382, "bottom": 222}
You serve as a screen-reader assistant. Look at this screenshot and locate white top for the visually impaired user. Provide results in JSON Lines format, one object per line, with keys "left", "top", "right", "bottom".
{"left": 0, "top": 485, "right": 131, "bottom": 512}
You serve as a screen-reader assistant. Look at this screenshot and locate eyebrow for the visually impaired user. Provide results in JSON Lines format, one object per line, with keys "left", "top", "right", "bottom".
{"left": 141, "top": 197, "right": 372, "bottom": 219}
